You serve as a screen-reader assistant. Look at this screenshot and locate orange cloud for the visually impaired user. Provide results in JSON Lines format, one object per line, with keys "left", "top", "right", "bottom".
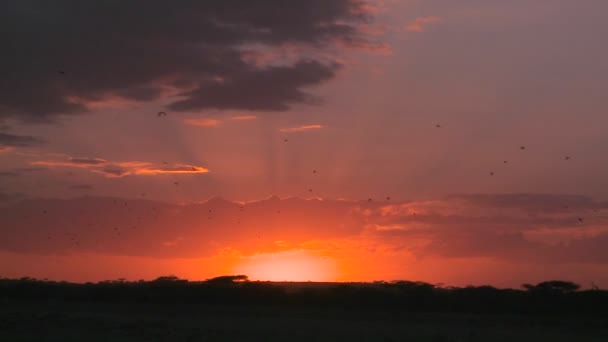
{"left": 31, "top": 157, "right": 209, "bottom": 178}
{"left": 405, "top": 16, "right": 442, "bottom": 33}
{"left": 0, "top": 146, "right": 14, "bottom": 154}
{"left": 231, "top": 115, "right": 257, "bottom": 121}
{"left": 132, "top": 164, "right": 209, "bottom": 176}
{"left": 279, "top": 124, "right": 325, "bottom": 133}
{"left": 184, "top": 118, "right": 222, "bottom": 127}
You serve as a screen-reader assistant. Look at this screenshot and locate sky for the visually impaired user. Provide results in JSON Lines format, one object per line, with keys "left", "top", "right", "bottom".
{"left": 1, "top": 0, "right": 608, "bottom": 287}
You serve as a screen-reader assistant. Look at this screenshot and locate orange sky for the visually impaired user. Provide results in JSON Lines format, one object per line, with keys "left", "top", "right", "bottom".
{"left": 1, "top": 0, "right": 608, "bottom": 287}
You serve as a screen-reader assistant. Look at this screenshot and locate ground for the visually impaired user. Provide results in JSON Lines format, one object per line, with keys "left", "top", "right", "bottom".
{"left": 1, "top": 299, "right": 607, "bottom": 341}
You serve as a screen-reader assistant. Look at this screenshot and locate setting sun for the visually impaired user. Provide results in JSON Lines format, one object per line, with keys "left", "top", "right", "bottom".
{"left": 234, "top": 250, "right": 337, "bottom": 282}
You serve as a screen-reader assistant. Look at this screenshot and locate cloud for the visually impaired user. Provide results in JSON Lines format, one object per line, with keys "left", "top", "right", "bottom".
{"left": 184, "top": 118, "right": 222, "bottom": 128}
{"left": 405, "top": 16, "right": 442, "bottom": 33}
{"left": 279, "top": 124, "right": 325, "bottom": 133}
{"left": 1, "top": 193, "right": 607, "bottom": 264}
{"left": 0, "top": 133, "right": 42, "bottom": 147}
{"left": 0, "top": 171, "right": 19, "bottom": 177}
{"left": 231, "top": 115, "right": 257, "bottom": 121}
{"left": 68, "top": 158, "right": 108, "bottom": 166}
{"left": 31, "top": 157, "right": 209, "bottom": 178}
{"left": 168, "top": 61, "right": 339, "bottom": 112}
{"left": 93, "top": 167, "right": 130, "bottom": 178}
{"left": 0, "top": 0, "right": 376, "bottom": 121}
{"left": 0, "top": 146, "right": 14, "bottom": 154}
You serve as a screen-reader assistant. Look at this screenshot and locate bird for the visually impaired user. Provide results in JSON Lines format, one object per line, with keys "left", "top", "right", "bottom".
{"left": 284, "top": 139, "right": 289, "bottom": 142}
{"left": 435, "top": 124, "right": 441, "bottom": 128}
{"left": 578, "top": 217, "right": 584, "bottom": 223}
{"left": 368, "top": 198, "right": 373, "bottom": 202}
{"left": 490, "top": 172, "right": 495, "bottom": 176}
{"left": 309, "top": 188, "right": 313, "bottom": 192}
{"left": 313, "top": 170, "right": 317, "bottom": 174}
{"left": 503, "top": 161, "right": 508, "bottom": 164}
{"left": 520, "top": 146, "right": 526, "bottom": 150}
{"left": 157, "top": 111, "right": 167, "bottom": 117}
{"left": 173, "top": 181, "right": 179, "bottom": 185}
{"left": 191, "top": 167, "right": 197, "bottom": 171}
{"left": 386, "top": 197, "right": 391, "bottom": 201}
{"left": 58, "top": 70, "right": 65, "bottom": 75}
{"left": 565, "top": 156, "right": 571, "bottom": 160}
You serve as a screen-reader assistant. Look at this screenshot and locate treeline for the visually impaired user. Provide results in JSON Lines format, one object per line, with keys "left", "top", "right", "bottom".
{"left": 1, "top": 276, "right": 607, "bottom": 316}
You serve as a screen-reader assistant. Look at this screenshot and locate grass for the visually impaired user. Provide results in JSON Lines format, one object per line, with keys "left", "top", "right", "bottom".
{"left": 1, "top": 299, "right": 607, "bottom": 342}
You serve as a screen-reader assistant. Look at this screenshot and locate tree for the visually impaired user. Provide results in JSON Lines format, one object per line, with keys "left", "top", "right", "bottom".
{"left": 522, "top": 280, "right": 580, "bottom": 294}
{"left": 206, "top": 275, "right": 249, "bottom": 284}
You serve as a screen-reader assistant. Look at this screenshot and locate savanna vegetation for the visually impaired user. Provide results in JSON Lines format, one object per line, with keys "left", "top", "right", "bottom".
{"left": 1, "top": 276, "right": 607, "bottom": 341}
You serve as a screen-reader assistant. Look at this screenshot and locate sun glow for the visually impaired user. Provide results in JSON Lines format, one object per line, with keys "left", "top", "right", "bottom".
{"left": 234, "top": 250, "right": 337, "bottom": 282}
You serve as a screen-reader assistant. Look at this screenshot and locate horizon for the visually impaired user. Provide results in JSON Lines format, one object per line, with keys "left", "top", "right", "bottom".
{"left": 2, "top": 0, "right": 608, "bottom": 289}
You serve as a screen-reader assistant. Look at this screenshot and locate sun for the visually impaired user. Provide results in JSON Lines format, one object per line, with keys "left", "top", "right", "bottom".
{"left": 234, "top": 250, "right": 337, "bottom": 282}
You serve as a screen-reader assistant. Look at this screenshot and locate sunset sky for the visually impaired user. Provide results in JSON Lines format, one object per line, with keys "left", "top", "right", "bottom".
{"left": 1, "top": 0, "right": 608, "bottom": 288}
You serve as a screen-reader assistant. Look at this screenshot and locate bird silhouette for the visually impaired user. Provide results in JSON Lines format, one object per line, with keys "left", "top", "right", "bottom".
{"left": 435, "top": 124, "right": 441, "bottom": 128}
{"left": 490, "top": 172, "right": 495, "bottom": 176}
{"left": 578, "top": 217, "right": 584, "bottom": 223}
{"left": 565, "top": 156, "right": 571, "bottom": 160}
{"left": 520, "top": 146, "right": 526, "bottom": 150}
{"left": 157, "top": 111, "right": 167, "bottom": 117}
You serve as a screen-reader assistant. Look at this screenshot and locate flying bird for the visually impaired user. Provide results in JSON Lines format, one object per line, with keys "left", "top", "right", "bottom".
{"left": 490, "top": 172, "right": 495, "bottom": 176}
{"left": 58, "top": 70, "right": 65, "bottom": 74}
{"left": 284, "top": 139, "right": 289, "bottom": 142}
{"left": 435, "top": 124, "right": 441, "bottom": 128}
{"left": 313, "top": 170, "right": 317, "bottom": 174}
{"left": 173, "top": 181, "right": 179, "bottom": 185}
{"left": 503, "top": 161, "right": 508, "bottom": 164}
{"left": 157, "top": 111, "right": 168, "bottom": 117}
{"left": 309, "top": 188, "right": 313, "bottom": 192}
{"left": 565, "top": 156, "right": 571, "bottom": 160}
{"left": 578, "top": 217, "right": 584, "bottom": 223}
{"left": 386, "top": 197, "right": 391, "bottom": 201}
{"left": 520, "top": 146, "right": 526, "bottom": 150}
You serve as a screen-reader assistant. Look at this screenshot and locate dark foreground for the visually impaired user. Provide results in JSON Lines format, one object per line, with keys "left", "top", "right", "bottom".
{"left": 1, "top": 277, "right": 608, "bottom": 341}
{"left": 2, "top": 300, "right": 608, "bottom": 342}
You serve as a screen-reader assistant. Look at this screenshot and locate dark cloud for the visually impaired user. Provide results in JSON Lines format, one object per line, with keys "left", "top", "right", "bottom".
{"left": 0, "top": 132, "right": 43, "bottom": 147}
{"left": 446, "top": 193, "right": 598, "bottom": 213}
{"left": 0, "top": 190, "right": 25, "bottom": 205}
{"left": 0, "top": 171, "right": 19, "bottom": 177}
{"left": 0, "top": 196, "right": 359, "bottom": 257}
{"left": 168, "top": 61, "right": 338, "bottom": 111}
{"left": 0, "top": 0, "right": 373, "bottom": 121}
{"left": 417, "top": 230, "right": 608, "bottom": 264}
{"left": 1, "top": 193, "right": 607, "bottom": 264}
